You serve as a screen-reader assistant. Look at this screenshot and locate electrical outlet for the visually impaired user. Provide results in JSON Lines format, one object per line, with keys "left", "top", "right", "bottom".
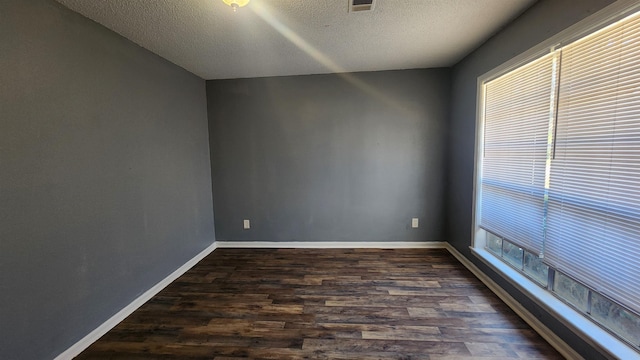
{"left": 411, "top": 218, "right": 419, "bottom": 228}
{"left": 243, "top": 219, "right": 250, "bottom": 229}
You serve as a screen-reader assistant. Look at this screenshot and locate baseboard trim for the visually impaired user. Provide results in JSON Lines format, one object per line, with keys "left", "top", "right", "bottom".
{"left": 215, "top": 241, "right": 447, "bottom": 249}
{"left": 444, "top": 244, "right": 584, "bottom": 360}
{"left": 54, "top": 242, "right": 218, "bottom": 360}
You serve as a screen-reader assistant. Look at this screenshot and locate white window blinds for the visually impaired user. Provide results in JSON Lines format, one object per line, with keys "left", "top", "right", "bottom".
{"left": 545, "top": 11, "right": 640, "bottom": 315}
{"left": 480, "top": 53, "right": 556, "bottom": 254}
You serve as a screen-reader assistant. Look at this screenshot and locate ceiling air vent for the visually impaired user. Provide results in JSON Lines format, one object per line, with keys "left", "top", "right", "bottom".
{"left": 349, "top": 0, "right": 375, "bottom": 12}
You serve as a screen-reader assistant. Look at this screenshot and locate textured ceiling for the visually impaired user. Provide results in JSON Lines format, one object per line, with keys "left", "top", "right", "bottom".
{"left": 56, "top": 0, "right": 536, "bottom": 80}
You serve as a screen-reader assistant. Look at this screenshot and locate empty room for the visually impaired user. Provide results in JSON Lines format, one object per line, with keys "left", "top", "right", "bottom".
{"left": 2, "top": 0, "right": 640, "bottom": 359}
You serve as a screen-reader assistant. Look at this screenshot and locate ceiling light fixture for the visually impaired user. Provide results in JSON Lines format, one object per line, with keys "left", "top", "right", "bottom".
{"left": 222, "top": 0, "right": 250, "bottom": 12}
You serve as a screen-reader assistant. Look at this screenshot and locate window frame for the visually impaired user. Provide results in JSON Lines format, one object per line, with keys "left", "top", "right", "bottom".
{"left": 471, "top": 1, "right": 640, "bottom": 358}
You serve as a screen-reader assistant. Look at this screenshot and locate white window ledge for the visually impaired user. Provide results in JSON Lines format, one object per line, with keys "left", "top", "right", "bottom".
{"left": 470, "top": 246, "right": 639, "bottom": 360}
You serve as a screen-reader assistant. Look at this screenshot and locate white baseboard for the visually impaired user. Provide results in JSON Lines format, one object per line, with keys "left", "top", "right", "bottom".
{"left": 214, "top": 241, "right": 447, "bottom": 249}
{"left": 54, "top": 242, "right": 218, "bottom": 360}
{"left": 444, "top": 244, "right": 585, "bottom": 360}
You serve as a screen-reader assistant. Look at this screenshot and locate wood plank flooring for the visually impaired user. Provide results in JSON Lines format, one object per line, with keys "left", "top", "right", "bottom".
{"left": 76, "top": 248, "right": 563, "bottom": 359}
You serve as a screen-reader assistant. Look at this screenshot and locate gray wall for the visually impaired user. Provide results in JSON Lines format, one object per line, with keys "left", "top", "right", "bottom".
{"left": 445, "top": 0, "right": 614, "bottom": 358}
{"left": 0, "top": 1, "right": 214, "bottom": 359}
{"left": 208, "top": 69, "right": 450, "bottom": 242}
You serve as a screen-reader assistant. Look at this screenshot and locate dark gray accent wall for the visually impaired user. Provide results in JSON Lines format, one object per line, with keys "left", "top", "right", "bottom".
{"left": 0, "top": 1, "right": 214, "bottom": 359}
{"left": 208, "top": 69, "right": 450, "bottom": 242}
{"left": 446, "top": 0, "right": 614, "bottom": 358}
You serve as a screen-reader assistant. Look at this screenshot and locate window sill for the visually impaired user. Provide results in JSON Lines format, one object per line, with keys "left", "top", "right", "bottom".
{"left": 470, "top": 246, "right": 639, "bottom": 360}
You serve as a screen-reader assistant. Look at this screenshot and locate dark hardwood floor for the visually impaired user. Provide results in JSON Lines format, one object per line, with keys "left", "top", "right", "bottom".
{"left": 76, "top": 248, "right": 564, "bottom": 359}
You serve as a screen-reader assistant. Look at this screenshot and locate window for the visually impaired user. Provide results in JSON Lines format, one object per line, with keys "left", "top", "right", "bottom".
{"left": 474, "top": 6, "right": 640, "bottom": 353}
